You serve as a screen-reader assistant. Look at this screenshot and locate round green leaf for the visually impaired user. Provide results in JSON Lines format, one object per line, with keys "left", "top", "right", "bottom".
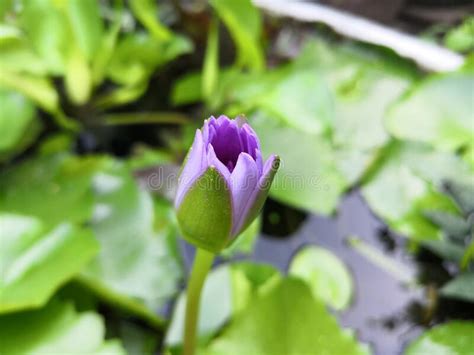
{"left": 289, "top": 246, "right": 353, "bottom": 310}
{"left": 405, "top": 321, "right": 474, "bottom": 355}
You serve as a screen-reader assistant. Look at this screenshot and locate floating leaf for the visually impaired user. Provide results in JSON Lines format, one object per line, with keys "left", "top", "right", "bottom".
{"left": 440, "top": 273, "right": 474, "bottom": 303}
{"left": 66, "top": 0, "right": 103, "bottom": 60}
{"left": 289, "top": 246, "right": 353, "bottom": 310}
{"left": 361, "top": 142, "right": 471, "bottom": 240}
{"left": 0, "top": 154, "right": 102, "bottom": 226}
{"left": 80, "top": 163, "right": 182, "bottom": 327}
{"left": 0, "top": 214, "right": 98, "bottom": 313}
{"left": 387, "top": 73, "right": 474, "bottom": 152}
{"left": 205, "top": 278, "right": 370, "bottom": 355}
{"left": 0, "top": 300, "right": 125, "bottom": 354}
{"left": 251, "top": 111, "right": 347, "bottom": 215}
{"left": 405, "top": 321, "right": 474, "bottom": 355}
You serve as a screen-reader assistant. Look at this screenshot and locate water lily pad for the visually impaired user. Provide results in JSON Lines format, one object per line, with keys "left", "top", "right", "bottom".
{"left": 0, "top": 300, "right": 125, "bottom": 354}
{"left": 387, "top": 73, "right": 474, "bottom": 152}
{"left": 0, "top": 214, "right": 98, "bottom": 313}
{"left": 289, "top": 246, "right": 353, "bottom": 310}
{"left": 204, "top": 278, "right": 370, "bottom": 355}
{"left": 405, "top": 321, "right": 474, "bottom": 355}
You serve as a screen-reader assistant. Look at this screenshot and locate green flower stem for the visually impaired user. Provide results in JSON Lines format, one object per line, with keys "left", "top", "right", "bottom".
{"left": 183, "top": 248, "right": 215, "bottom": 355}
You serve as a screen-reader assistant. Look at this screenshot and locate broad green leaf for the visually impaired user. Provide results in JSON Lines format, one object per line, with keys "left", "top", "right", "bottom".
{"left": 361, "top": 142, "right": 471, "bottom": 240}
{"left": 386, "top": 73, "right": 474, "bottom": 151}
{"left": 130, "top": 0, "right": 172, "bottom": 41}
{"left": 0, "top": 154, "right": 102, "bottom": 226}
{"left": 258, "top": 68, "right": 333, "bottom": 134}
{"left": 80, "top": 163, "right": 182, "bottom": 326}
{"left": 444, "top": 17, "right": 474, "bottom": 52}
{"left": 171, "top": 71, "right": 202, "bottom": 105}
{"left": 205, "top": 278, "right": 370, "bottom": 355}
{"left": 0, "top": 32, "right": 47, "bottom": 75}
{"left": 209, "top": 0, "right": 264, "bottom": 71}
{"left": 166, "top": 262, "right": 280, "bottom": 348}
{"left": 405, "top": 321, "right": 474, "bottom": 355}
{"left": 0, "top": 214, "right": 99, "bottom": 313}
{"left": 20, "top": 0, "right": 72, "bottom": 74}
{"left": 66, "top": 0, "right": 103, "bottom": 60}
{"left": 440, "top": 273, "right": 474, "bottom": 302}
{"left": 0, "top": 89, "right": 38, "bottom": 153}
{"left": 289, "top": 246, "right": 353, "bottom": 310}
{"left": 0, "top": 69, "right": 59, "bottom": 113}
{"left": 107, "top": 32, "right": 192, "bottom": 86}
{"left": 251, "top": 111, "right": 347, "bottom": 215}
{"left": 0, "top": 300, "right": 125, "bottom": 354}
{"left": 91, "top": 5, "right": 122, "bottom": 85}
{"left": 95, "top": 82, "right": 148, "bottom": 109}
{"left": 65, "top": 46, "right": 92, "bottom": 105}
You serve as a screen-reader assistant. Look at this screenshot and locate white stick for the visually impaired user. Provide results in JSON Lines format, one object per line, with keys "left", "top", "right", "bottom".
{"left": 253, "top": 0, "right": 464, "bottom": 72}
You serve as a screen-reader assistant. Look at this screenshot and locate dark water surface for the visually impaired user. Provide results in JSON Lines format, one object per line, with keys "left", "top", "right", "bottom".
{"left": 254, "top": 191, "right": 425, "bottom": 355}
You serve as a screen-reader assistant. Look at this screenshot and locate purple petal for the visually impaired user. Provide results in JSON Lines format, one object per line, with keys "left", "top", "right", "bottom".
{"left": 234, "top": 154, "right": 280, "bottom": 236}
{"left": 175, "top": 130, "right": 208, "bottom": 208}
{"left": 230, "top": 152, "right": 259, "bottom": 236}
{"left": 207, "top": 143, "right": 231, "bottom": 182}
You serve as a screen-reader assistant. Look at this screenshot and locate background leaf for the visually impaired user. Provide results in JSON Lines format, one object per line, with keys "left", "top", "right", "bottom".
{"left": 204, "top": 278, "right": 370, "bottom": 355}
{"left": 289, "top": 246, "right": 353, "bottom": 310}
{"left": 0, "top": 214, "right": 98, "bottom": 313}
{"left": 0, "top": 300, "right": 125, "bottom": 354}
{"left": 405, "top": 321, "right": 474, "bottom": 355}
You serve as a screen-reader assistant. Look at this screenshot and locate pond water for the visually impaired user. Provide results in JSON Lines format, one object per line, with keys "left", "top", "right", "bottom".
{"left": 256, "top": 192, "right": 425, "bottom": 355}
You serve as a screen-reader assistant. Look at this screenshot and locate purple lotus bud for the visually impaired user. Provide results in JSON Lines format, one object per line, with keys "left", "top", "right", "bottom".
{"left": 175, "top": 115, "right": 280, "bottom": 253}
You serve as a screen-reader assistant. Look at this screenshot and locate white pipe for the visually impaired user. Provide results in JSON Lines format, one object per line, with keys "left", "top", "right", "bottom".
{"left": 253, "top": 0, "right": 464, "bottom": 72}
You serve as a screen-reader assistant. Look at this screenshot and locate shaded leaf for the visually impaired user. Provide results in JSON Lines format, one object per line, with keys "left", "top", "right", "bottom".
{"left": 405, "top": 321, "right": 474, "bottom": 355}
{"left": 0, "top": 300, "right": 125, "bottom": 354}
{"left": 0, "top": 88, "right": 38, "bottom": 155}
{"left": 440, "top": 273, "right": 474, "bottom": 303}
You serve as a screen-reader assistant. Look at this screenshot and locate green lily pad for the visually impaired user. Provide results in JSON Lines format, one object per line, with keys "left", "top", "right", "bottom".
{"left": 361, "top": 142, "right": 472, "bottom": 240}
{"left": 440, "top": 273, "right": 474, "bottom": 303}
{"left": 405, "top": 321, "right": 474, "bottom": 355}
{"left": 289, "top": 246, "right": 353, "bottom": 310}
{"left": 0, "top": 214, "right": 98, "bottom": 313}
{"left": 387, "top": 72, "right": 474, "bottom": 152}
{"left": 204, "top": 278, "right": 370, "bottom": 355}
{"left": 0, "top": 300, "right": 125, "bottom": 354}
{"left": 80, "top": 162, "right": 183, "bottom": 327}
{"left": 251, "top": 111, "right": 347, "bottom": 215}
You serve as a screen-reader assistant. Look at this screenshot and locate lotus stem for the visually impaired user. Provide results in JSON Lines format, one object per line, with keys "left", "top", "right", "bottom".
{"left": 183, "top": 248, "right": 214, "bottom": 355}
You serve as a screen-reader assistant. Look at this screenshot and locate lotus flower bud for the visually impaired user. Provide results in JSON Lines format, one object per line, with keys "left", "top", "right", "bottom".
{"left": 175, "top": 115, "right": 280, "bottom": 253}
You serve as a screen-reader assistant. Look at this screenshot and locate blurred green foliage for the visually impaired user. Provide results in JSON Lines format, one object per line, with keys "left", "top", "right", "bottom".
{"left": 0, "top": 0, "right": 473, "bottom": 354}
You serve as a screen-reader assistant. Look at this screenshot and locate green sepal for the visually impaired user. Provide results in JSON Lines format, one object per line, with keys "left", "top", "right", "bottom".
{"left": 177, "top": 167, "right": 233, "bottom": 253}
